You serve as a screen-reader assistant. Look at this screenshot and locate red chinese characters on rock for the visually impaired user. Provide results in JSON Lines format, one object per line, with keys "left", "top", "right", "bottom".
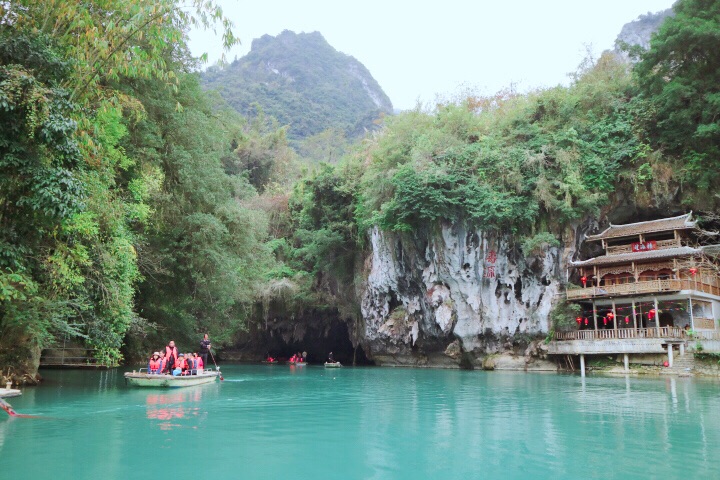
{"left": 486, "top": 250, "right": 497, "bottom": 264}
{"left": 484, "top": 266, "right": 496, "bottom": 278}
{"left": 484, "top": 250, "right": 497, "bottom": 278}
{"left": 631, "top": 241, "right": 657, "bottom": 253}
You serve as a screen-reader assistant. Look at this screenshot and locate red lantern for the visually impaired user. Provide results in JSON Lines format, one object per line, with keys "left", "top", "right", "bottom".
{"left": 648, "top": 309, "right": 656, "bottom": 320}
{"left": 607, "top": 312, "right": 614, "bottom": 319}
{"left": 603, "top": 317, "right": 608, "bottom": 325}
{"left": 581, "top": 276, "right": 587, "bottom": 287}
{"left": 625, "top": 316, "right": 630, "bottom": 324}
{"left": 576, "top": 317, "right": 582, "bottom": 325}
{"left": 689, "top": 267, "right": 698, "bottom": 276}
{"left": 584, "top": 318, "right": 589, "bottom": 325}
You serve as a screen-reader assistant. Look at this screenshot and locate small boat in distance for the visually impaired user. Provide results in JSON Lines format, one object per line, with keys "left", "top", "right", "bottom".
{"left": 295, "top": 362, "right": 307, "bottom": 366}
{"left": 262, "top": 360, "right": 278, "bottom": 364}
{"left": 124, "top": 368, "right": 220, "bottom": 388}
{"left": 324, "top": 362, "right": 342, "bottom": 368}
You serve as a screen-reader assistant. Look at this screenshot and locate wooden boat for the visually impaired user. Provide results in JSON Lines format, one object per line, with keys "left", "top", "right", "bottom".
{"left": 295, "top": 362, "right": 307, "bottom": 366}
{"left": 324, "top": 362, "right": 342, "bottom": 368}
{"left": 124, "top": 368, "right": 220, "bottom": 388}
{"left": 262, "top": 360, "right": 278, "bottom": 364}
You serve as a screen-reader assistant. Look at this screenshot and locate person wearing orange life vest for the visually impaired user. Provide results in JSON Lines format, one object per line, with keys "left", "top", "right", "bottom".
{"left": 148, "top": 352, "right": 162, "bottom": 374}
{"left": 158, "top": 351, "right": 168, "bottom": 374}
{"left": 193, "top": 353, "right": 204, "bottom": 373}
{"left": 164, "top": 341, "right": 179, "bottom": 374}
{"left": 173, "top": 353, "right": 187, "bottom": 376}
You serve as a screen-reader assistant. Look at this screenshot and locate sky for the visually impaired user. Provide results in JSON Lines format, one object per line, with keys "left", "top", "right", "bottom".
{"left": 189, "top": 0, "right": 676, "bottom": 111}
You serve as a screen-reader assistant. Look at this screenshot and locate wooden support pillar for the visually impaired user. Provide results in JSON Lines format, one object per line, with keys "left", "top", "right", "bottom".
{"left": 632, "top": 299, "right": 638, "bottom": 331}
{"left": 654, "top": 296, "right": 660, "bottom": 336}
{"left": 612, "top": 299, "right": 618, "bottom": 331}
{"left": 624, "top": 353, "right": 629, "bottom": 372}
{"left": 580, "top": 354, "right": 586, "bottom": 377}
{"left": 667, "top": 344, "right": 674, "bottom": 368}
{"left": 679, "top": 342, "right": 685, "bottom": 357}
{"left": 592, "top": 300, "right": 598, "bottom": 331}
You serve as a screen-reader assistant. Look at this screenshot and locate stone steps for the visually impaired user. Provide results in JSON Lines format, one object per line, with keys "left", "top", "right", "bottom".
{"left": 661, "top": 354, "right": 696, "bottom": 376}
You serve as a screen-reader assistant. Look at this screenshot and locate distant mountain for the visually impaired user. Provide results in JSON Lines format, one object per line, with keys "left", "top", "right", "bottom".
{"left": 613, "top": 9, "right": 674, "bottom": 59}
{"left": 203, "top": 30, "right": 393, "bottom": 141}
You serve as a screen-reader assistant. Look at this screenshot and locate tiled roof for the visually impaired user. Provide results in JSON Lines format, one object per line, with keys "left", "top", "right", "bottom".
{"left": 570, "top": 246, "right": 700, "bottom": 267}
{"left": 585, "top": 213, "right": 696, "bottom": 241}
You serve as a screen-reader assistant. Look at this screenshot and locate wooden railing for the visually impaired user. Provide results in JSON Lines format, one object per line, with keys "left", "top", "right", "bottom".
{"left": 566, "top": 279, "right": 720, "bottom": 300}
{"left": 554, "top": 326, "right": 685, "bottom": 341}
{"left": 605, "top": 238, "right": 681, "bottom": 256}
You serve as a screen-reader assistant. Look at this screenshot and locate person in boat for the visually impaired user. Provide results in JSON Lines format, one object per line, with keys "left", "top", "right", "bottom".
{"left": 164, "top": 340, "right": 179, "bottom": 373}
{"left": 266, "top": 354, "right": 275, "bottom": 363}
{"left": 328, "top": 352, "right": 335, "bottom": 363}
{"left": 185, "top": 353, "right": 194, "bottom": 375}
{"left": 186, "top": 353, "right": 196, "bottom": 375}
{"left": 289, "top": 354, "right": 297, "bottom": 363}
{"left": 148, "top": 352, "right": 162, "bottom": 374}
{"left": 199, "top": 333, "right": 211, "bottom": 369}
{"left": 194, "top": 352, "right": 204, "bottom": 372}
{"left": 173, "top": 353, "right": 186, "bottom": 376}
{"left": 157, "top": 350, "right": 168, "bottom": 374}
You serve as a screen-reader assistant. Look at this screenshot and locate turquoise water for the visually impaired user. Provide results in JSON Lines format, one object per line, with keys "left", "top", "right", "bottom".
{"left": 1, "top": 366, "right": 720, "bottom": 479}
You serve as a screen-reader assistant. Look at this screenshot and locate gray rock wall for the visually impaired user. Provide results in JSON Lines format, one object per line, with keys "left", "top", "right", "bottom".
{"left": 360, "top": 224, "right": 571, "bottom": 367}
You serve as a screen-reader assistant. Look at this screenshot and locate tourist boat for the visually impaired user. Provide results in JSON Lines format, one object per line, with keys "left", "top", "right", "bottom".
{"left": 124, "top": 368, "right": 220, "bottom": 388}
{"left": 324, "top": 362, "right": 342, "bottom": 368}
{"left": 262, "top": 360, "right": 278, "bottom": 364}
{"left": 295, "top": 362, "right": 307, "bottom": 366}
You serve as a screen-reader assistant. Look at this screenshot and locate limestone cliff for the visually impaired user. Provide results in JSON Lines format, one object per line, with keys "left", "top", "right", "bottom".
{"left": 358, "top": 224, "right": 571, "bottom": 368}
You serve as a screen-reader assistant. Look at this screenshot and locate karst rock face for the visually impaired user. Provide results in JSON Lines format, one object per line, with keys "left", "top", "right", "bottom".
{"left": 360, "top": 224, "right": 572, "bottom": 367}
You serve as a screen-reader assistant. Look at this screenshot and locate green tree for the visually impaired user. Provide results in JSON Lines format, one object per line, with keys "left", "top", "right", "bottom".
{"left": 633, "top": 0, "right": 720, "bottom": 187}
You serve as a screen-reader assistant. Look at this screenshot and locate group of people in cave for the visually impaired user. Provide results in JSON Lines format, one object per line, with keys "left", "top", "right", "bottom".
{"left": 147, "top": 334, "right": 213, "bottom": 375}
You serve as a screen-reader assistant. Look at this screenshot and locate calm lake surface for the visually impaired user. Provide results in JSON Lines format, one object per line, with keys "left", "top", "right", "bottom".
{"left": 1, "top": 365, "right": 719, "bottom": 479}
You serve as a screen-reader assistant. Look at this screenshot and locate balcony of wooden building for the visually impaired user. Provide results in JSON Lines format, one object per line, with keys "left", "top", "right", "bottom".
{"left": 566, "top": 266, "right": 720, "bottom": 301}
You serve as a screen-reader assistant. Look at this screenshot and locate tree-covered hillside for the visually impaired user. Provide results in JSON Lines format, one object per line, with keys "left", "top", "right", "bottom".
{"left": 202, "top": 30, "right": 393, "bottom": 142}
{"left": 1, "top": 0, "right": 718, "bottom": 379}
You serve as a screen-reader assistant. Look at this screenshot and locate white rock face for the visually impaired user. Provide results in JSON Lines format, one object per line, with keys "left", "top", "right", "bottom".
{"left": 360, "top": 224, "right": 563, "bottom": 365}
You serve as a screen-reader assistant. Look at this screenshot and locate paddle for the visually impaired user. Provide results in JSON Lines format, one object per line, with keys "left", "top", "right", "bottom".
{"left": 0, "top": 397, "right": 40, "bottom": 418}
{"left": 209, "top": 349, "right": 224, "bottom": 381}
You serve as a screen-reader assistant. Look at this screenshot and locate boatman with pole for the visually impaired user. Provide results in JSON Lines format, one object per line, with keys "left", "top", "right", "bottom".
{"left": 199, "top": 333, "right": 211, "bottom": 368}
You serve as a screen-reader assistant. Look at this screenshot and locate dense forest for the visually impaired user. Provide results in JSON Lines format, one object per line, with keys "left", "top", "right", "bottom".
{"left": 1, "top": 0, "right": 719, "bottom": 380}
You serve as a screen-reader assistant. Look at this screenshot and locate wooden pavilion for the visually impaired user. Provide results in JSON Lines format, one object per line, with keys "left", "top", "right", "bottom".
{"left": 549, "top": 213, "right": 720, "bottom": 374}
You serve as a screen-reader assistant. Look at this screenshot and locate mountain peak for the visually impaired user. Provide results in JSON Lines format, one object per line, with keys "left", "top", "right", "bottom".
{"left": 204, "top": 30, "right": 393, "bottom": 140}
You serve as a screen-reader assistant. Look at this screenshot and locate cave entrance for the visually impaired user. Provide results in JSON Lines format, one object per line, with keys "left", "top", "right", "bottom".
{"left": 265, "top": 319, "right": 374, "bottom": 366}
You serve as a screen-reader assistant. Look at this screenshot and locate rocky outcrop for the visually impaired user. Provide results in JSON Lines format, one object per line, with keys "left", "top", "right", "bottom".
{"left": 359, "top": 224, "right": 570, "bottom": 368}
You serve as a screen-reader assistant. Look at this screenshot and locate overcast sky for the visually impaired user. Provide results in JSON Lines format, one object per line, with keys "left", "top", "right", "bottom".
{"left": 189, "top": 0, "right": 676, "bottom": 110}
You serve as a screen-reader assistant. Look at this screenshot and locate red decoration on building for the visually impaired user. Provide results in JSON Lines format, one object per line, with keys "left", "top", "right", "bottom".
{"left": 603, "top": 317, "right": 608, "bottom": 325}
{"left": 648, "top": 309, "right": 656, "bottom": 320}
{"left": 484, "top": 266, "right": 495, "bottom": 278}
{"left": 584, "top": 318, "right": 589, "bottom": 325}
{"left": 689, "top": 267, "right": 698, "bottom": 276}
{"left": 580, "top": 276, "right": 587, "bottom": 287}
{"left": 576, "top": 317, "right": 582, "bottom": 325}
{"left": 625, "top": 316, "right": 630, "bottom": 324}
{"left": 631, "top": 240, "right": 657, "bottom": 252}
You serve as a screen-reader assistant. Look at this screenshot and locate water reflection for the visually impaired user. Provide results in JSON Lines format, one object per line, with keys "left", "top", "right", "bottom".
{"left": 145, "top": 389, "right": 204, "bottom": 430}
